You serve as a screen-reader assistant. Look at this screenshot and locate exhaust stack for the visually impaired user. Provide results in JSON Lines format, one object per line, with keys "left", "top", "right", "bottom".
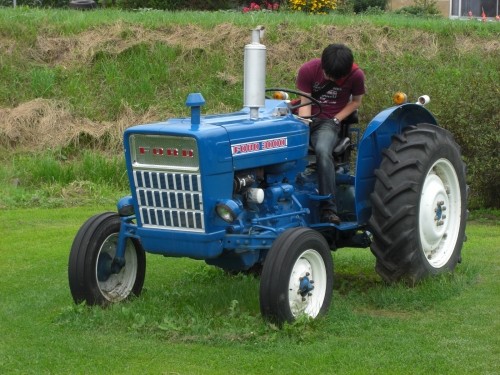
{"left": 244, "top": 26, "right": 266, "bottom": 120}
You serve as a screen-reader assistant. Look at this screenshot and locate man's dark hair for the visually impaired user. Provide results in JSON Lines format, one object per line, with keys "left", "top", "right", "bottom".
{"left": 321, "top": 44, "right": 354, "bottom": 80}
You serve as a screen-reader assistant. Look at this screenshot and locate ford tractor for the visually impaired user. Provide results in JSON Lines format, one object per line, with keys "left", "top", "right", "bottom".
{"left": 68, "top": 27, "right": 468, "bottom": 325}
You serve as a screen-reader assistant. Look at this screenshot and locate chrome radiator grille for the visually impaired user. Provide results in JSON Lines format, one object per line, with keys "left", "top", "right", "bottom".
{"left": 133, "top": 170, "right": 204, "bottom": 232}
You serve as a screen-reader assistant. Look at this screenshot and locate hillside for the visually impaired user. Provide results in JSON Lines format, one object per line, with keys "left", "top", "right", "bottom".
{"left": 0, "top": 8, "right": 499, "bottom": 207}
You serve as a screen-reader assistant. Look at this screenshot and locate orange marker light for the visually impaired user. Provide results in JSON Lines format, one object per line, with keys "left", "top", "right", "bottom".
{"left": 272, "top": 91, "right": 289, "bottom": 100}
{"left": 393, "top": 92, "right": 408, "bottom": 105}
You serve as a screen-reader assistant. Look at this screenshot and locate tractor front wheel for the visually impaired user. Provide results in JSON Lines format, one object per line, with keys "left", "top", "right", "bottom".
{"left": 369, "top": 124, "right": 467, "bottom": 284}
{"left": 260, "top": 227, "right": 333, "bottom": 325}
{"left": 68, "top": 212, "right": 146, "bottom": 305}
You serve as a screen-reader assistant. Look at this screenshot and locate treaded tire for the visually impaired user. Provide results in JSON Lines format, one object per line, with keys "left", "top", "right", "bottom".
{"left": 68, "top": 212, "right": 146, "bottom": 305}
{"left": 260, "top": 227, "right": 333, "bottom": 325}
{"left": 369, "top": 124, "right": 467, "bottom": 284}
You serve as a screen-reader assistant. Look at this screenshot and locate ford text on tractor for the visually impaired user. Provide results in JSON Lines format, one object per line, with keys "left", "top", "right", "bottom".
{"left": 68, "top": 28, "right": 468, "bottom": 325}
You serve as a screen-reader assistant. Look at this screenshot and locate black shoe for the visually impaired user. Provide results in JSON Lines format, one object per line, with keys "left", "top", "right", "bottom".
{"left": 321, "top": 210, "right": 341, "bottom": 225}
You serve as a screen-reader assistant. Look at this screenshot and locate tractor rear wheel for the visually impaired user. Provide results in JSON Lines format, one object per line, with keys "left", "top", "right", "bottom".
{"left": 68, "top": 212, "right": 146, "bottom": 305}
{"left": 260, "top": 227, "right": 333, "bottom": 325}
{"left": 369, "top": 124, "right": 467, "bottom": 284}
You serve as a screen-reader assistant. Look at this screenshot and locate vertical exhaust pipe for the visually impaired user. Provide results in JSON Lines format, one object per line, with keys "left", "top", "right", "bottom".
{"left": 185, "top": 92, "right": 205, "bottom": 130}
{"left": 244, "top": 26, "right": 266, "bottom": 120}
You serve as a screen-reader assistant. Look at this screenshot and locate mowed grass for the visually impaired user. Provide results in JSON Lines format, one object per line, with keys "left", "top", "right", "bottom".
{"left": 0, "top": 207, "right": 498, "bottom": 374}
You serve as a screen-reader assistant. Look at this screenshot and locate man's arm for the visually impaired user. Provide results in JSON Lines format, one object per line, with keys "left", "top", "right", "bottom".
{"left": 297, "top": 94, "right": 363, "bottom": 121}
{"left": 334, "top": 94, "right": 363, "bottom": 122}
{"left": 297, "top": 94, "right": 313, "bottom": 118}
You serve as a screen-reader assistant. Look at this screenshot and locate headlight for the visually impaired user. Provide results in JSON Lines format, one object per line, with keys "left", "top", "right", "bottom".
{"left": 216, "top": 199, "right": 242, "bottom": 223}
{"left": 117, "top": 196, "right": 135, "bottom": 217}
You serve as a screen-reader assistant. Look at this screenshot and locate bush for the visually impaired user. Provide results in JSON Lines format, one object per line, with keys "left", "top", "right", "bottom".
{"left": 184, "top": 0, "right": 242, "bottom": 10}
{"left": 362, "top": 5, "right": 384, "bottom": 14}
{"left": 288, "top": 0, "right": 338, "bottom": 14}
{"left": 352, "top": 0, "right": 386, "bottom": 13}
{"left": 0, "top": 0, "right": 255, "bottom": 9}
{"left": 393, "top": 0, "right": 441, "bottom": 16}
{"left": 334, "top": 0, "right": 354, "bottom": 14}
{"left": 116, "top": 0, "right": 243, "bottom": 10}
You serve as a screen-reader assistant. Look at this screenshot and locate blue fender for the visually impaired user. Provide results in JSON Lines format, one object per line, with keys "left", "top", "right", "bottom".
{"left": 354, "top": 103, "right": 438, "bottom": 225}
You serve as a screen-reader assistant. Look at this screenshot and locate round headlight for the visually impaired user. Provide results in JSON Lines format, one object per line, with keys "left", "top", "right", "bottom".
{"left": 215, "top": 199, "right": 242, "bottom": 223}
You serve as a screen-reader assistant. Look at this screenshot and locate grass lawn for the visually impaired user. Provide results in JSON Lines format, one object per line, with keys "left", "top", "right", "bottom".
{"left": 1, "top": 207, "right": 499, "bottom": 374}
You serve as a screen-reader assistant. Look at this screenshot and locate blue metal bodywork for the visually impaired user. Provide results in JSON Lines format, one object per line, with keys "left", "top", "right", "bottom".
{"left": 119, "top": 96, "right": 437, "bottom": 271}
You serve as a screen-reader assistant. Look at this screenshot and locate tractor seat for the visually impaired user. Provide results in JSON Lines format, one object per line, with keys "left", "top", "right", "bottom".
{"left": 333, "top": 137, "right": 351, "bottom": 156}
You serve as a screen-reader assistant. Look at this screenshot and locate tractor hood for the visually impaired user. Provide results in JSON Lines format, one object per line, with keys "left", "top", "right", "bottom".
{"left": 124, "top": 98, "right": 309, "bottom": 174}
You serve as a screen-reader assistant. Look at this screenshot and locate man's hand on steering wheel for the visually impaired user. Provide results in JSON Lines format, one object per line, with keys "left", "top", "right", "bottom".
{"left": 265, "top": 88, "right": 323, "bottom": 120}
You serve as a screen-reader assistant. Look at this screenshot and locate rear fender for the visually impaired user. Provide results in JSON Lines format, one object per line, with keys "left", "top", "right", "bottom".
{"left": 354, "top": 104, "right": 438, "bottom": 224}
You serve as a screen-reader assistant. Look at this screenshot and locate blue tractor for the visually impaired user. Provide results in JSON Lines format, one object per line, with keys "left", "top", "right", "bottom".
{"left": 68, "top": 28, "right": 468, "bottom": 325}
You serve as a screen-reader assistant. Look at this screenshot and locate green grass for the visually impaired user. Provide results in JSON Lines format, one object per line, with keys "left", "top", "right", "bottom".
{"left": 0, "top": 207, "right": 499, "bottom": 374}
{"left": 0, "top": 150, "right": 128, "bottom": 208}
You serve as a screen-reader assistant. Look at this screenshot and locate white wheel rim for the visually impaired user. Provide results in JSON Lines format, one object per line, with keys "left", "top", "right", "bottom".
{"left": 419, "top": 158, "right": 462, "bottom": 268}
{"left": 288, "top": 249, "right": 327, "bottom": 318}
{"left": 96, "top": 234, "right": 138, "bottom": 302}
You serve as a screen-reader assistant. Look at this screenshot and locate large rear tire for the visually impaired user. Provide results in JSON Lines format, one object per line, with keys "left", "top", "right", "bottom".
{"left": 260, "top": 228, "right": 333, "bottom": 325}
{"left": 68, "top": 212, "right": 146, "bottom": 305}
{"left": 369, "top": 124, "right": 467, "bottom": 284}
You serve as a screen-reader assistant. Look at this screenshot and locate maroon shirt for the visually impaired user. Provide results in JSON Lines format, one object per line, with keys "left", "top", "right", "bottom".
{"left": 296, "top": 58, "right": 365, "bottom": 119}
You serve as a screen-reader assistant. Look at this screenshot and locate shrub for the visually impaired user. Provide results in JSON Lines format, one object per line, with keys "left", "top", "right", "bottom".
{"left": 117, "top": 0, "right": 243, "bottom": 10}
{"left": 0, "top": 0, "right": 252, "bottom": 9}
{"left": 393, "top": 0, "right": 441, "bottom": 16}
{"left": 334, "top": 0, "right": 354, "bottom": 14}
{"left": 352, "top": 0, "right": 386, "bottom": 13}
{"left": 288, "top": 0, "right": 337, "bottom": 14}
{"left": 242, "top": 1, "right": 280, "bottom": 12}
{"left": 362, "top": 5, "right": 384, "bottom": 14}
{"left": 179, "top": 0, "right": 243, "bottom": 10}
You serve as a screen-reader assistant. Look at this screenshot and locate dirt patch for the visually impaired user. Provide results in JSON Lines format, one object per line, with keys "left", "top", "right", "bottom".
{"left": 455, "top": 35, "right": 500, "bottom": 55}
{"left": 26, "top": 22, "right": 498, "bottom": 68}
{"left": 32, "top": 22, "right": 248, "bottom": 67}
{"left": 0, "top": 36, "right": 17, "bottom": 56}
{"left": 29, "top": 22, "right": 450, "bottom": 68}
{"left": 0, "top": 99, "right": 161, "bottom": 151}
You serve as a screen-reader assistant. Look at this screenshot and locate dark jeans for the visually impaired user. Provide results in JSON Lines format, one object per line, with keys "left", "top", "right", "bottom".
{"left": 310, "top": 118, "right": 340, "bottom": 213}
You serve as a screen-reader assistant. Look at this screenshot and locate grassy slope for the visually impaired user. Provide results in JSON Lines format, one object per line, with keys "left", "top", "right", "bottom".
{"left": 0, "top": 207, "right": 499, "bottom": 374}
{"left": 0, "top": 8, "right": 499, "bottom": 208}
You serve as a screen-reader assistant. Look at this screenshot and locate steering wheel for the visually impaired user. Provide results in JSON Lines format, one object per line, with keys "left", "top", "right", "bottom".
{"left": 265, "top": 88, "right": 323, "bottom": 119}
